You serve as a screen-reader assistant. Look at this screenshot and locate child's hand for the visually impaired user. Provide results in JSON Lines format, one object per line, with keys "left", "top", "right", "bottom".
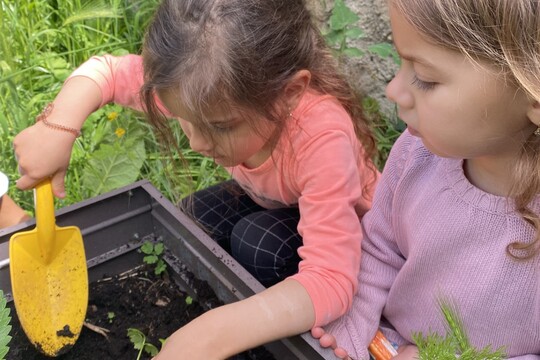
{"left": 311, "top": 327, "right": 353, "bottom": 360}
{"left": 14, "top": 121, "right": 76, "bottom": 198}
{"left": 393, "top": 345, "right": 418, "bottom": 359}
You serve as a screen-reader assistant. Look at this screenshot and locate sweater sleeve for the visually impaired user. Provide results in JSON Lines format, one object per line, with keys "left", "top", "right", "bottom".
{"left": 321, "top": 131, "right": 414, "bottom": 360}
{"left": 67, "top": 54, "right": 146, "bottom": 111}
{"left": 288, "top": 128, "right": 371, "bottom": 327}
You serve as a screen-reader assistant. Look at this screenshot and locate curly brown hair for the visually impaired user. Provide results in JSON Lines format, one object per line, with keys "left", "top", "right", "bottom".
{"left": 140, "top": 0, "right": 378, "bottom": 199}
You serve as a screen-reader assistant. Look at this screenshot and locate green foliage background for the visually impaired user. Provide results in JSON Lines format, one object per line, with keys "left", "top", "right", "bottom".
{"left": 0, "top": 0, "right": 229, "bottom": 211}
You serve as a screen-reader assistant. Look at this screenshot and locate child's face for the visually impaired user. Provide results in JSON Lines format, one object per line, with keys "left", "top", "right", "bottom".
{"left": 158, "top": 90, "right": 276, "bottom": 168}
{"left": 386, "top": 6, "right": 535, "bottom": 161}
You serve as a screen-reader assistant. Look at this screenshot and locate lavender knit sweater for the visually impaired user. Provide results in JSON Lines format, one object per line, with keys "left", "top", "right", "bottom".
{"left": 324, "top": 130, "right": 540, "bottom": 359}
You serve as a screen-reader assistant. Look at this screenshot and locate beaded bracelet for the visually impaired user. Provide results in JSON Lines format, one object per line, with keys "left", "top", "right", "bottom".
{"left": 36, "top": 103, "right": 82, "bottom": 138}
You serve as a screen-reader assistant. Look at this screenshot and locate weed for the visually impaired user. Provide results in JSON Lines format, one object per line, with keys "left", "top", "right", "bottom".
{"left": 140, "top": 240, "right": 167, "bottom": 276}
{"left": 363, "top": 97, "right": 405, "bottom": 170}
{"left": 0, "top": 290, "right": 11, "bottom": 360}
{"left": 107, "top": 312, "right": 115, "bottom": 324}
{"left": 323, "top": 0, "right": 399, "bottom": 64}
{"left": 413, "top": 299, "right": 506, "bottom": 359}
{"left": 127, "top": 328, "right": 159, "bottom": 359}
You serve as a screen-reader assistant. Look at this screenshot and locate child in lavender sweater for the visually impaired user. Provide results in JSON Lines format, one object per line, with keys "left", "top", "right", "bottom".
{"left": 312, "top": 0, "right": 540, "bottom": 359}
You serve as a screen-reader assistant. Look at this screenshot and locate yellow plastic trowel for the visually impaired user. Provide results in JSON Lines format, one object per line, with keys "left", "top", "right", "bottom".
{"left": 9, "top": 179, "right": 88, "bottom": 356}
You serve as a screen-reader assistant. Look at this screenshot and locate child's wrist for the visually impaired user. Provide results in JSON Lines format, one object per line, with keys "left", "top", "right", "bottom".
{"left": 36, "top": 103, "right": 82, "bottom": 138}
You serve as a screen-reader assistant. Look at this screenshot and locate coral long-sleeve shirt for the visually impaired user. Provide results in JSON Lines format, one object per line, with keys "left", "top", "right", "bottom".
{"left": 325, "top": 130, "right": 540, "bottom": 359}
{"left": 68, "top": 54, "right": 379, "bottom": 326}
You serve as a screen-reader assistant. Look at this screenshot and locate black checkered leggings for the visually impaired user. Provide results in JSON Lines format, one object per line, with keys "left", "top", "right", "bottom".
{"left": 180, "top": 180, "right": 302, "bottom": 287}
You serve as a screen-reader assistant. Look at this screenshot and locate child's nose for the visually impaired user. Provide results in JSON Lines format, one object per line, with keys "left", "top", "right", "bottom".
{"left": 188, "top": 127, "right": 212, "bottom": 154}
{"left": 385, "top": 69, "right": 414, "bottom": 110}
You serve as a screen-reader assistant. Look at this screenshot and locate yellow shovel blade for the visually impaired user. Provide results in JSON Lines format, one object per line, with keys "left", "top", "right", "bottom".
{"left": 9, "top": 180, "right": 88, "bottom": 357}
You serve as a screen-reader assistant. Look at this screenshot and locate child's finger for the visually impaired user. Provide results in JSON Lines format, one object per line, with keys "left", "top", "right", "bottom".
{"left": 310, "top": 327, "right": 325, "bottom": 339}
{"left": 15, "top": 174, "right": 40, "bottom": 191}
{"left": 319, "top": 333, "right": 338, "bottom": 348}
{"left": 51, "top": 172, "right": 67, "bottom": 198}
{"left": 334, "top": 347, "right": 351, "bottom": 359}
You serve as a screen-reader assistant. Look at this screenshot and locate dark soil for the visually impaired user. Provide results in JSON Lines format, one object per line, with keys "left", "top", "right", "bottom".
{"left": 7, "top": 265, "right": 275, "bottom": 360}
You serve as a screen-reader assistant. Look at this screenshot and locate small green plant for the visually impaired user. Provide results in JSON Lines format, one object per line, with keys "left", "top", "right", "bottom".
{"left": 185, "top": 296, "right": 193, "bottom": 306}
{"left": 127, "top": 328, "right": 159, "bottom": 359}
{"left": 107, "top": 311, "right": 115, "bottom": 324}
{"left": 140, "top": 240, "right": 167, "bottom": 275}
{"left": 323, "top": 0, "right": 399, "bottom": 64}
{"left": 413, "top": 299, "right": 506, "bottom": 359}
{"left": 0, "top": 290, "right": 12, "bottom": 360}
{"left": 363, "top": 97, "right": 405, "bottom": 170}
{"left": 324, "top": 0, "right": 365, "bottom": 58}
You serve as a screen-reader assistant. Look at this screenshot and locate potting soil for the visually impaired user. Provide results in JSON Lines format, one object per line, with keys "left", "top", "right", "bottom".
{"left": 7, "top": 265, "right": 275, "bottom": 360}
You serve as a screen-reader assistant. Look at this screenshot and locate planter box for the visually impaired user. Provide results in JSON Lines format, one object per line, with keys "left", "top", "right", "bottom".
{"left": 0, "top": 180, "right": 334, "bottom": 360}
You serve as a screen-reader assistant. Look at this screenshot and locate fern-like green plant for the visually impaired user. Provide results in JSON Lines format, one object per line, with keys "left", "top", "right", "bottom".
{"left": 127, "top": 328, "right": 159, "bottom": 360}
{"left": 413, "top": 299, "right": 506, "bottom": 359}
{"left": 0, "top": 290, "right": 12, "bottom": 360}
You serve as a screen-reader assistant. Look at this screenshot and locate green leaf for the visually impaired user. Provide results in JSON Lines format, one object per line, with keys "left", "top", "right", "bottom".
{"left": 127, "top": 328, "right": 145, "bottom": 350}
{"left": 329, "top": 0, "right": 359, "bottom": 30}
{"left": 343, "top": 47, "right": 364, "bottom": 57}
{"left": 140, "top": 241, "right": 154, "bottom": 255}
{"left": 154, "top": 243, "right": 164, "bottom": 256}
{"left": 368, "top": 43, "right": 400, "bottom": 64}
{"left": 344, "top": 27, "right": 364, "bottom": 39}
{"left": 0, "top": 290, "right": 11, "bottom": 360}
{"left": 154, "top": 260, "right": 167, "bottom": 275}
{"left": 324, "top": 30, "right": 345, "bottom": 47}
{"left": 82, "top": 139, "right": 146, "bottom": 196}
{"left": 144, "top": 255, "right": 158, "bottom": 264}
{"left": 144, "top": 343, "right": 159, "bottom": 356}
{"left": 185, "top": 296, "right": 193, "bottom": 305}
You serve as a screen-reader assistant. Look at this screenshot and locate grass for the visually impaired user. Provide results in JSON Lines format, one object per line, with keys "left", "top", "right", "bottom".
{"left": 0, "top": 0, "right": 229, "bottom": 210}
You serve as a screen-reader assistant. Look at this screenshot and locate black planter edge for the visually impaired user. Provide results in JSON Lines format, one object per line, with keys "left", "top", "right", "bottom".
{"left": 0, "top": 180, "right": 335, "bottom": 360}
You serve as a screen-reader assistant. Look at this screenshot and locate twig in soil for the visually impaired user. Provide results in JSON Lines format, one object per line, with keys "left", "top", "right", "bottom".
{"left": 83, "top": 321, "right": 110, "bottom": 340}
{"left": 97, "top": 265, "right": 147, "bottom": 282}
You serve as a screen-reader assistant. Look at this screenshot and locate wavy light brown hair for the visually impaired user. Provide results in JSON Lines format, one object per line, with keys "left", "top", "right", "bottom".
{"left": 140, "top": 0, "right": 377, "bottom": 198}
{"left": 391, "top": 0, "right": 540, "bottom": 258}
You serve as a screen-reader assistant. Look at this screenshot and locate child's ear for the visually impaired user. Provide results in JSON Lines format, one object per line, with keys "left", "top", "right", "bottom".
{"left": 284, "top": 70, "right": 311, "bottom": 112}
{"left": 528, "top": 101, "right": 540, "bottom": 129}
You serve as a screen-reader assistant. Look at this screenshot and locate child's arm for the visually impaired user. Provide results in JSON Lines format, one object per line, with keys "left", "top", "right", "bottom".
{"left": 0, "top": 194, "right": 30, "bottom": 228}
{"left": 153, "top": 278, "right": 315, "bottom": 359}
{"left": 14, "top": 76, "right": 102, "bottom": 197}
{"left": 14, "top": 55, "right": 146, "bottom": 197}
{"left": 310, "top": 133, "right": 415, "bottom": 359}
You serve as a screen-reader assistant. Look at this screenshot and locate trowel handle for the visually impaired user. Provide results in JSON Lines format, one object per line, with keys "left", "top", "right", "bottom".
{"left": 35, "top": 179, "right": 56, "bottom": 261}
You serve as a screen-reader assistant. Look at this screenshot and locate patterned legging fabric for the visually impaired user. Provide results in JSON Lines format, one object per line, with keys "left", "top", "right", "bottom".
{"left": 180, "top": 180, "right": 302, "bottom": 287}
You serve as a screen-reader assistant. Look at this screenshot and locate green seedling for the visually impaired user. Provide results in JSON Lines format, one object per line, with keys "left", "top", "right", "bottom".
{"left": 185, "top": 296, "right": 193, "bottom": 306}
{"left": 0, "top": 290, "right": 11, "bottom": 360}
{"left": 127, "top": 328, "right": 159, "bottom": 360}
{"left": 413, "top": 299, "right": 506, "bottom": 359}
{"left": 140, "top": 240, "right": 167, "bottom": 275}
{"left": 107, "top": 312, "right": 115, "bottom": 324}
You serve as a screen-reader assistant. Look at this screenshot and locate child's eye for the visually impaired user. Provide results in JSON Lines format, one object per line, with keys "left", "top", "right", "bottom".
{"left": 411, "top": 75, "right": 437, "bottom": 91}
{"left": 210, "top": 124, "right": 234, "bottom": 133}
